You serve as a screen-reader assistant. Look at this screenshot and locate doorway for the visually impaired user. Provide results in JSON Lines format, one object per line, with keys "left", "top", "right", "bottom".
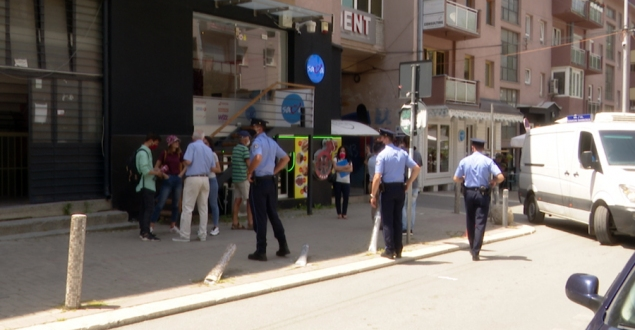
{"left": 0, "top": 75, "right": 28, "bottom": 204}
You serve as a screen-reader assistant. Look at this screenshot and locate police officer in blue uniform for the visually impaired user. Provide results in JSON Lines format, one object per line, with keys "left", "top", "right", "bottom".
{"left": 453, "top": 138, "right": 504, "bottom": 261}
{"left": 370, "top": 128, "right": 421, "bottom": 259}
{"left": 246, "top": 118, "right": 291, "bottom": 261}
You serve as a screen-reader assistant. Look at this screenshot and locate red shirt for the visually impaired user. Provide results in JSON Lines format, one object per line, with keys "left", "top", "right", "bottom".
{"left": 160, "top": 150, "right": 183, "bottom": 175}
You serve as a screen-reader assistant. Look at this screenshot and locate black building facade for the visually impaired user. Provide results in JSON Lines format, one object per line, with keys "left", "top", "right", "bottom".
{"left": 0, "top": 0, "right": 341, "bottom": 209}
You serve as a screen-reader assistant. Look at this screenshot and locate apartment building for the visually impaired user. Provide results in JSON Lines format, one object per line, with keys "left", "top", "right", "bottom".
{"left": 336, "top": 0, "right": 635, "bottom": 189}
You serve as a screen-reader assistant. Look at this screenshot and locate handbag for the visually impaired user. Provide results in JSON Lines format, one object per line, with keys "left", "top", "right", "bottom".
{"left": 327, "top": 172, "right": 336, "bottom": 183}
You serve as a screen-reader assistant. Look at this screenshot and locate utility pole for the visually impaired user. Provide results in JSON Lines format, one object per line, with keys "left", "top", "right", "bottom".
{"left": 622, "top": 0, "right": 630, "bottom": 112}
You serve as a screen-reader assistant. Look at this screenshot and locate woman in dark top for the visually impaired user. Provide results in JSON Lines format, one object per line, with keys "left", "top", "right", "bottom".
{"left": 150, "top": 135, "right": 186, "bottom": 232}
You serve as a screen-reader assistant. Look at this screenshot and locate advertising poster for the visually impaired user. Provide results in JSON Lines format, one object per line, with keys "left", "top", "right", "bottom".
{"left": 312, "top": 137, "right": 342, "bottom": 181}
{"left": 294, "top": 137, "right": 309, "bottom": 198}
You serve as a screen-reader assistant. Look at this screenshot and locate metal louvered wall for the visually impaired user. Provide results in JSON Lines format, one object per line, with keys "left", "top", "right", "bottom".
{"left": 0, "top": 0, "right": 104, "bottom": 203}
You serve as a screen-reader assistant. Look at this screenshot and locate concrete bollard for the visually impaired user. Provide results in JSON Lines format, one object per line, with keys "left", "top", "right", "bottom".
{"left": 295, "top": 244, "right": 309, "bottom": 266}
{"left": 502, "top": 189, "right": 509, "bottom": 227}
{"left": 454, "top": 182, "right": 461, "bottom": 214}
{"left": 368, "top": 212, "right": 381, "bottom": 253}
{"left": 205, "top": 244, "right": 237, "bottom": 285}
{"left": 65, "top": 214, "right": 87, "bottom": 309}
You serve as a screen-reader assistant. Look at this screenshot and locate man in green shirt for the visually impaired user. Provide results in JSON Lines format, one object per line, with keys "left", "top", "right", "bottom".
{"left": 231, "top": 131, "right": 253, "bottom": 229}
{"left": 136, "top": 133, "right": 163, "bottom": 241}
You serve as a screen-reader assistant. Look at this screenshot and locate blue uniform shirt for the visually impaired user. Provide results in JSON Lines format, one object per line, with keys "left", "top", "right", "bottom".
{"left": 183, "top": 139, "right": 215, "bottom": 176}
{"left": 375, "top": 143, "right": 417, "bottom": 183}
{"left": 454, "top": 151, "right": 501, "bottom": 187}
{"left": 250, "top": 132, "right": 287, "bottom": 176}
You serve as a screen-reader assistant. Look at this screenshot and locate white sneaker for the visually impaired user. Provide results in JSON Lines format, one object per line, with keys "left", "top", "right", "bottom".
{"left": 172, "top": 237, "right": 190, "bottom": 242}
{"left": 198, "top": 235, "right": 206, "bottom": 242}
{"left": 169, "top": 227, "right": 180, "bottom": 234}
{"left": 150, "top": 226, "right": 154, "bottom": 234}
{"left": 210, "top": 227, "right": 220, "bottom": 236}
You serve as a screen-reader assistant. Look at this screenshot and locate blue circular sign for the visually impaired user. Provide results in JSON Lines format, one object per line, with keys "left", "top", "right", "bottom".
{"left": 306, "top": 54, "right": 325, "bottom": 83}
{"left": 281, "top": 94, "right": 304, "bottom": 124}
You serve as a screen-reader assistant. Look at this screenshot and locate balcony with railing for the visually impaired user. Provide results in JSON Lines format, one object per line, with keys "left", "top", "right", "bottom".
{"left": 421, "top": 75, "right": 479, "bottom": 106}
{"left": 423, "top": 0, "right": 479, "bottom": 41}
{"left": 552, "top": 44, "right": 587, "bottom": 70}
{"left": 586, "top": 53, "right": 602, "bottom": 74}
{"left": 553, "top": 0, "right": 603, "bottom": 29}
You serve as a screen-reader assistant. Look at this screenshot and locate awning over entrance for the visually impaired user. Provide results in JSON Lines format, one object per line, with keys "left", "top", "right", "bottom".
{"left": 214, "top": 0, "right": 332, "bottom": 22}
{"left": 426, "top": 106, "right": 524, "bottom": 123}
{"left": 510, "top": 134, "right": 525, "bottom": 148}
{"left": 331, "top": 120, "right": 380, "bottom": 136}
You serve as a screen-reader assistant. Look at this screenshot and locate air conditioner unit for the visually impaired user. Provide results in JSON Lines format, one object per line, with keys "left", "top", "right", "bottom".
{"left": 548, "top": 79, "right": 559, "bottom": 94}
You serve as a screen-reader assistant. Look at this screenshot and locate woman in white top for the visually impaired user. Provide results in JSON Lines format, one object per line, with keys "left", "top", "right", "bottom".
{"left": 332, "top": 146, "right": 353, "bottom": 219}
{"left": 203, "top": 136, "right": 222, "bottom": 235}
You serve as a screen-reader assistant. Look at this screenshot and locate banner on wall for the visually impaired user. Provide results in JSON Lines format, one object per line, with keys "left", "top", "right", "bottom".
{"left": 293, "top": 137, "right": 309, "bottom": 198}
{"left": 312, "top": 137, "right": 342, "bottom": 181}
{"left": 193, "top": 91, "right": 314, "bottom": 129}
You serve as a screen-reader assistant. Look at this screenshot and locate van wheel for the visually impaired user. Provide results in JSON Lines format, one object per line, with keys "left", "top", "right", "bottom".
{"left": 526, "top": 195, "right": 545, "bottom": 224}
{"left": 594, "top": 205, "right": 617, "bottom": 245}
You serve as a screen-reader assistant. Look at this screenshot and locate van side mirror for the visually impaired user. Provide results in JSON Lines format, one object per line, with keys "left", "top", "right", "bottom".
{"left": 580, "top": 151, "right": 595, "bottom": 169}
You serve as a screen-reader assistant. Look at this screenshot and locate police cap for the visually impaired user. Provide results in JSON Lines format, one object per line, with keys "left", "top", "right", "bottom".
{"left": 237, "top": 130, "right": 251, "bottom": 137}
{"left": 251, "top": 118, "right": 268, "bottom": 127}
{"left": 379, "top": 128, "right": 394, "bottom": 138}
{"left": 470, "top": 138, "right": 486, "bottom": 147}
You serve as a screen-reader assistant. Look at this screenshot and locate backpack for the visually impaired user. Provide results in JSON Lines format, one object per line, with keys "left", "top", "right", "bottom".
{"left": 126, "top": 148, "right": 150, "bottom": 186}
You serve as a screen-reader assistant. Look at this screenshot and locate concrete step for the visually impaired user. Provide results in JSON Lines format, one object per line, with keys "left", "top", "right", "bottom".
{"left": 0, "top": 199, "right": 113, "bottom": 221}
{"left": 0, "top": 210, "right": 133, "bottom": 241}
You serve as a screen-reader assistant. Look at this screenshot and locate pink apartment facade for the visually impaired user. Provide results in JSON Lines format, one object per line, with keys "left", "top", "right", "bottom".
{"left": 317, "top": 0, "right": 635, "bottom": 189}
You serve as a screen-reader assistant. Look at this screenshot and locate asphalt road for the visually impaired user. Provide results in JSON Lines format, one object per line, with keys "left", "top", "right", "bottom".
{"left": 115, "top": 214, "right": 635, "bottom": 330}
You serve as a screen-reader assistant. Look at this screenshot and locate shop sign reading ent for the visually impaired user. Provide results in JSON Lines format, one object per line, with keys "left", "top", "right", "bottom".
{"left": 341, "top": 10, "right": 371, "bottom": 36}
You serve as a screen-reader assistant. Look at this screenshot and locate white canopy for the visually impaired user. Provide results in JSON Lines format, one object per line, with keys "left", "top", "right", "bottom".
{"left": 510, "top": 134, "right": 525, "bottom": 148}
{"left": 331, "top": 120, "right": 379, "bottom": 136}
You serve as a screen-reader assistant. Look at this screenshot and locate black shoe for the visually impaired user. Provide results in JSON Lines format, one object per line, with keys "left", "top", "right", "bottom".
{"left": 248, "top": 251, "right": 267, "bottom": 261}
{"left": 380, "top": 251, "right": 395, "bottom": 259}
{"left": 472, "top": 254, "right": 480, "bottom": 261}
{"left": 276, "top": 243, "right": 290, "bottom": 257}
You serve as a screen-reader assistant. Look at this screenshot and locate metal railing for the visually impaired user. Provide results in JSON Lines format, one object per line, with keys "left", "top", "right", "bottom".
{"left": 589, "top": 53, "right": 602, "bottom": 70}
{"left": 445, "top": 76, "right": 477, "bottom": 104}
{"left": 571, "top": 46, "right": 587, "bottom": 66}
{"left": 445, "top": 1, "right": 478, "bottom": 34}
{"left": 0, "top": 132, "right": 28, "bottom": 198}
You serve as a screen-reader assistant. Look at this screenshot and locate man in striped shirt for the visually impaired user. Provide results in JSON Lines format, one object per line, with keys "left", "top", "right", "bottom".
{"left": 231, "top": 131, "right": 253, "bottom": 229}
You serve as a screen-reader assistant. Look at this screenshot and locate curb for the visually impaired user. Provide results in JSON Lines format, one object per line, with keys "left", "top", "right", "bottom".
{"left": 21, "top": 225, "right": 535, "bottom": 330}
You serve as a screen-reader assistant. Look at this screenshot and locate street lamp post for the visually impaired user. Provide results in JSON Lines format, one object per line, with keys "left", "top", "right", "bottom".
{"left": 622, "top": 0, "right": 630, "bottom": 113}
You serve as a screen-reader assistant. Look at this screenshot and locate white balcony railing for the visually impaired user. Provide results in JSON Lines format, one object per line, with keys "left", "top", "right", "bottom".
{"left": 572, "top": 0, "right": 587, "bottom": 17}
{"left": 589, "top": 2, "right": 603, "bottom": 24}
{"left": 445, "top": 77, "right": 477, "bottom": 104}
{"left": 589, "top": 53, "right": 602, "bottom": 70}
{"left": 571, "top": 46, "right": 587, "bottom": 66}
{"left": 445, "top": 1, "right": 478, "bottom": 34}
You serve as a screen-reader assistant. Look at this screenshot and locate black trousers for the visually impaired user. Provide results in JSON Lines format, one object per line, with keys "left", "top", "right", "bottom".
{"left": 333, "top": 182, "right": 350, "bottom": 215}
{"left": 464, "top": 189, "right": 491, "bottom": 256}
{"left": 249, "top": 177, "right": 287, "bottom": 254}
{"left": 138, "top": 188, "right": 154, "bottom": 236}
{"left": 381, "top": 184, "right": 405, "bottom": 254}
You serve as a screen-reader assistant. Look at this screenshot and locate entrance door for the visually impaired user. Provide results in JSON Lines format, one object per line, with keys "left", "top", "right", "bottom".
{"left": 29, "top": 78, "right": 104, "bottom": 203}
{"left": 0, "top": 76, "right": 28, "bottom": 203}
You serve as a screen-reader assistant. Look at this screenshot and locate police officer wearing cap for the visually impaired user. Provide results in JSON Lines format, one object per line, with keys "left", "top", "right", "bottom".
{"left": 370, "top": 128, "right": 421, "bottom": 259}
{"left": 246, "top": 118, "right": 291, "bottom": 261}
{"left": 453, "top": 138, "right": 504, "bottom": 261}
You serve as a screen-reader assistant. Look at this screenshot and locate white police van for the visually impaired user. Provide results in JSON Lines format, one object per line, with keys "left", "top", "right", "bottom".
{"left": 519, "top": 112, "right": 635, "bottom": 244}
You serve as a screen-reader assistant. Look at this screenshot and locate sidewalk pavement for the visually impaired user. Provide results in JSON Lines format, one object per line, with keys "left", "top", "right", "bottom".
{"left": 0, "top": 191, "right": 533, "bottom": 330}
